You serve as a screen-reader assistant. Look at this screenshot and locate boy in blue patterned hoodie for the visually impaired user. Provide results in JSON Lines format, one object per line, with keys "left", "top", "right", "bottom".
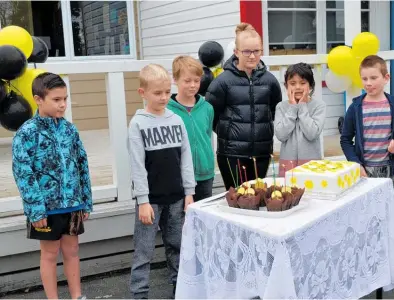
{"left": 12, "top": 72, "right": 92, "bottom": 300}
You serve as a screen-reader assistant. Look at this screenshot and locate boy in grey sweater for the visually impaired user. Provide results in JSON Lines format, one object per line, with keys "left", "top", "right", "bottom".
{"left": 274, "top": 63, "right": 326, "bottom": 176}
{"left": 128, "top": 64, "right": 196, "bottom": 299}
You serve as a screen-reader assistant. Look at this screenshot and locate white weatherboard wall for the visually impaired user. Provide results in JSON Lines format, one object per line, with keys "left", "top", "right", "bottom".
{"left": 139, "top": 0, "right": 240, "bottom": 59}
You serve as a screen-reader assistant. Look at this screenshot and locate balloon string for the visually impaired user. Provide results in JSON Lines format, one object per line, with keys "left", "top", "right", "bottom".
{"left": 7, "top": 82, "right": 23, "bottom": 96}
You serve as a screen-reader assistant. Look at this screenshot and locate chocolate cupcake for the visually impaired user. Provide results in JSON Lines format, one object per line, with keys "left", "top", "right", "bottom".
{"left": 225, "top": 187, "right": 240, "bottom": 208}
{"left": 237, "top": 187, "right": 260, "bottom": 210}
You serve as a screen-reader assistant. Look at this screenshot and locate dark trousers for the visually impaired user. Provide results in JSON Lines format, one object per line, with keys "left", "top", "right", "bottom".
{"left": 194, "top": 178, "right": 214, "bottom": 202}
{"left": 217, "top": 155, "right": 270, "bottom": 190}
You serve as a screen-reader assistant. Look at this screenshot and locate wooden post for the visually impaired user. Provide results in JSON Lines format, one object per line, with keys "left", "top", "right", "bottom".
{"left": 105, "top": 72, "right": 133, "bottom": 202}
{"left": 344, "top": 0, "right": 362, "bottom": 110}
{"left": 63, "top": 75, "right": 73, "bottom": 122}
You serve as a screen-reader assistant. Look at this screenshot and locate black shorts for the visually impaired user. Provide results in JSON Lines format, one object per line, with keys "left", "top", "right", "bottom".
{"left": 27, "top": 210, "right": 85, "bottom": 241}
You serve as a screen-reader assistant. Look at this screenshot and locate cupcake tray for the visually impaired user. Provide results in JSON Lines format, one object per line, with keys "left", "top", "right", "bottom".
{"left": 215, "top": 199, "right": 309, "bottom": 218}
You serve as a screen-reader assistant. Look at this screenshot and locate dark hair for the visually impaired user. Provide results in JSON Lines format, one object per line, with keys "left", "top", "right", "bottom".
{"left": 360, "top": 55, "right": 388, "bottom": 76}
{"left": 284, "top": 63, "right": 315, "bottom": 95}
{"left": 32, "top": 72, "right": 66, "bottom": 99}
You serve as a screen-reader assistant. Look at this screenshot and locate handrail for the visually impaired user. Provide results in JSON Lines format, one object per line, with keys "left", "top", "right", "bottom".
{"left": 32, "top": 51, "right": 394, "bottom": 75}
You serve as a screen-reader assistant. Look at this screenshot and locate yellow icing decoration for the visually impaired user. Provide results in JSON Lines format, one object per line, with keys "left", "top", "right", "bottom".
{"left": 290, "top": 176, "right": 297, "bottom": 185}
{"left": 321, "top": 180, "right": 328, "bottom": 188}
{"left": 337, "top": 176, "right": 343, "bottom": 188}
{"left": 304, "top": 180, "right": 314, "bottom": 190}
{"left": 355, "top": 168, "right": 360, "bottom": 177}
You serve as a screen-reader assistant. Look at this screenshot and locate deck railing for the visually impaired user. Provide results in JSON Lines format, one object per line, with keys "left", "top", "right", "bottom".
{"left": 1, "top": 51, "right": 394, "bottom": 216}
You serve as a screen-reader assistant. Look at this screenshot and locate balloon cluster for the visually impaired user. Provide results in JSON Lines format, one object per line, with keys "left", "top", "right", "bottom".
{"left": 197, "top": 41, "right": 224, "bottom": 96}
{"left": 0, "top": 26, "right": 49, "bottom": 131}
{"left": 325, "top": 32, "right": 380, "bottom": 93}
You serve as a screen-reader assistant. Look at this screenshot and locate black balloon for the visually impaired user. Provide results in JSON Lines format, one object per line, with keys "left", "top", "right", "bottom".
{"left": 0, "top": 80, "right": 6, "bottom": 104}
{"left": 198, "top": 41, "right": 224, "bottom": 68}
{"left": 198, "top": 67, "right": 214, "bottom": 96}
{"left": 0, "top": 45, "right": 27, "bottom": 81}
{"left": 0, "top": 90, "right": 32, "bottom": 131}
{"left": 28, "top": 36, "right": 49, "bottom": 63}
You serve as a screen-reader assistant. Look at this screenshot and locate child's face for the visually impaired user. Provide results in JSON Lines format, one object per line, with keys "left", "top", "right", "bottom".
{"left": 138, "top": 80, "right": 171, "bottom": 114}
{"left": 35, "top": 87, "right": 68, "bottom": 119}
{"left": 174, "top": 70, "right": 201, "bottom": 98}
{"left": 360, "top": 66, "right": 389, "bottom": 97}
{"left": 235, "top": 35, "right": 262, "bottom": 72}
{"left": 286, "top": 74, "right": 310, "bottom": 102}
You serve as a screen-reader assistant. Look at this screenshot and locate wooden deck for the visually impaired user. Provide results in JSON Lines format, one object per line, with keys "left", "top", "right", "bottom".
{"left": 0, "top": 130, "right": 343, "bottom": 199}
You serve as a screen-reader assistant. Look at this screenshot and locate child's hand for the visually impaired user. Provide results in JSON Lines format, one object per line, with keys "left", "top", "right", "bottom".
{"left": 83, "top": 212, "right": 89, "bottom": 221}
{"left": 184, "top": 195, "right": 194, "bottom": 211}
{"left": 287, "top": 89, "right": 297, "bottom": 105}
{"left": 388, "top": 139, "right": 394, "bottom": 154}
{"left": 32, "top": 218, "right": 47, "bottom": 228}
{"left": 139, "top": 203, "right": 155, "bottom": 225}
{"left": 299, "top": 87, "right": 310, "bottom": 103}
{"left": 361, "top": 166, "right": 368, "bottom": 177}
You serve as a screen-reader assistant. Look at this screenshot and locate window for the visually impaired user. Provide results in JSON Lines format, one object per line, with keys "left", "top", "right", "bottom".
{"left": 267, "top": 1, "right": 317, "bottom": 55}
{"left": 70, "top": 1, "right": 131, "bottom": 56}
{"left": 326, "top": 1, "right": 370, "bottom": 52}
{"left": 0, "top": 1, "right": 135, "bottom": 60}
{"left": 0, "top": 1, "right": 65, "bottom": 57}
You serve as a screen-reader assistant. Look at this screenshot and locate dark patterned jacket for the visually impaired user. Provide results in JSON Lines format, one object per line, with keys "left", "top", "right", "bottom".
{"left": 12, "top": 113, "right": 92, "bottom": 222}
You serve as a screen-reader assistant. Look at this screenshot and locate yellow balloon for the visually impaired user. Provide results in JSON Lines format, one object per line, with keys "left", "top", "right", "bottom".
{"left": 352, "top": 32, "right": 379, "bottom": 59}
{"left": 349, "top": 58, "right": 364, "bottom": 89}
{"left": 327, "top": 46, "right": 354, "bottom": 76}
{"left": 0, "top": 26, "right": 33, "bottom": 58}
{"left": 212, "top": 67, "right": 224, "bottom": 78}
{"left": 10, "top": 68, "right": 46, "bottom": 112}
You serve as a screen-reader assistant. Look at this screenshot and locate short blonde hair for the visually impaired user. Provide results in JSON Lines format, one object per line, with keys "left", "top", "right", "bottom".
{"left": 139, "top": 64, "right": 171, "bottom": 89}
{"left": 235, "top": 22, "right": 262, "bottom": 48}
{"left": 172, "top": 56, "right": 203, "bottom": 80}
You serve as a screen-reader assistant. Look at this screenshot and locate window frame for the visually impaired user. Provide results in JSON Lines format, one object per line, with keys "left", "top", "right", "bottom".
{"left": 262, "top": 0, "right": 371, "bottom": 56}
{"left": 0, "top": 0, "right": 137, "bottom": 61}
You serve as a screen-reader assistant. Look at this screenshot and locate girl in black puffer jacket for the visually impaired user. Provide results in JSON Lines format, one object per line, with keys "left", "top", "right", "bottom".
{"left": 206, "top": 23, "right": 282, "bottom": 190}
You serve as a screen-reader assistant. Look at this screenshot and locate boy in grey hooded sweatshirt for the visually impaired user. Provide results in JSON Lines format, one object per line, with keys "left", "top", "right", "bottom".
{"left": 128, "top": 64, "right": 195, "bottom": 299}
{"left": 274, "top": 63, "right": 326, "bottom": 177}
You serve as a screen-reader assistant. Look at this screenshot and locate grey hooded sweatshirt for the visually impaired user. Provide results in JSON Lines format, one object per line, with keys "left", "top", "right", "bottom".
{"left": 274, "top": 98, "right": 327, "bottom": 176}
{"left": 128, "top": 108, "right": 196, "bottom": 205}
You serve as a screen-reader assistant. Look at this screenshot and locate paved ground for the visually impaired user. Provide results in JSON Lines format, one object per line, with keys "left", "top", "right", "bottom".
{"left": 1, "top": 263, "right": 173, "bottom": 300}
{"left": 2, "top": 264, "right": 393, "bottom": 300}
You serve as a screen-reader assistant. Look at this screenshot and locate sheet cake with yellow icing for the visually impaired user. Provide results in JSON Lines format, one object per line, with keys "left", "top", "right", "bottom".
{"left": 284, "top": 160, "right": 361, "bottom": 200}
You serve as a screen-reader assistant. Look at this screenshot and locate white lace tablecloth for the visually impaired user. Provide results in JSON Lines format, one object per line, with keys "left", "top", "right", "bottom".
{"left": 176, "top": 178, "right": 394, "bottom": 299}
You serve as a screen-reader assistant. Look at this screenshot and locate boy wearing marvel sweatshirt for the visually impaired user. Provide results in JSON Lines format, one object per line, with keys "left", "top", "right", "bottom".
{"left": 128, "top": 64, "right": 196, "bottom": 299}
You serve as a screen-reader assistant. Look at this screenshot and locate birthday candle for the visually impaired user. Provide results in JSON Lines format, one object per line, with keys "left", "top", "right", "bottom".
{"left": 242, "top": 166, "right": 248, "bottom": 182}
{"left": 237, "top": 159, "right": 243, "bottom": 183}
{"left": 271, "top": 155, "right": 276, "bottom": 186}
{"left": 253, "top": 157, "right": 258, "bottom": 180}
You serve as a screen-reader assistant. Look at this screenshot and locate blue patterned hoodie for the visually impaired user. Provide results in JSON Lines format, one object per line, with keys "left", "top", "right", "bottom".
{"left": 12, "top": 113, "right": 93, "bottom": 223}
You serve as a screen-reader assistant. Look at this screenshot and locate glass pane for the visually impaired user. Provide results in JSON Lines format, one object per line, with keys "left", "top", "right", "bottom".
{"left": 268, "top": 0, "right": 316, "bottom": 9}
{"left": 326, "top": 11, "right": 369, "bottom": 53}
{"left": 326, "top": 11, "right": 344, "bottom": 52}
{"left": 70, "top": 1, "right": 130, "bottom": 56}
{"left": 326, "top": 0, "right": 369, "bottom": 9}
{"left": 361, "top": 11, "right": 369, "bottom": 32}
{"left": 268, "top": 11, "right": 316, "bottom": 55}
{"left": 326, "top": 0, "right": 343, "bottom": 9}
{"left": 0, "top": 1, "right": 65, "bottom": 57}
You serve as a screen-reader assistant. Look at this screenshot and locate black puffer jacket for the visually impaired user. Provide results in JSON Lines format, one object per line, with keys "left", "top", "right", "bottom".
{"left": 206, "top": 55, "right": 282, "bottom": 158}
